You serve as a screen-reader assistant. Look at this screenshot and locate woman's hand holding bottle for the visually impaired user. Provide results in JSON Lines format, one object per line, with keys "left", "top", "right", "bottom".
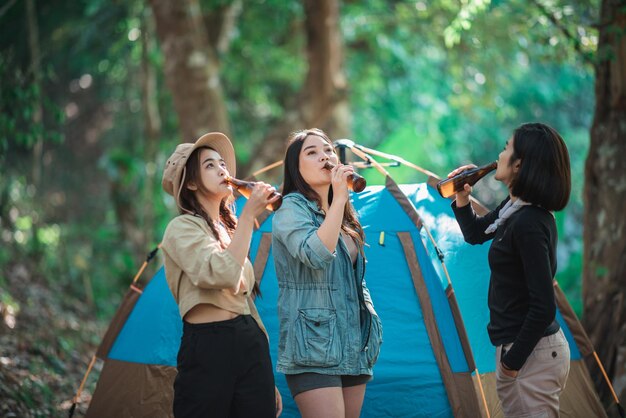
{"left": 227, "top": 181, "right": 277, "bottom": 267}
{"left": 225, "top": 176, "right": 283, "bottom": 211}
{"left": 324, "top": 161, "right": 366, "bottom": 192}
{"left": 446, "top": 164, "right": 477, "bottom": 207}
{"left": 316, "top": 162, "right": 353, "bottom": 253}
{"left": 240, "top": 182, "right": 279, "bottom": 220}
{"left": 329, "top": 163, "right": 353, "bottom": 205}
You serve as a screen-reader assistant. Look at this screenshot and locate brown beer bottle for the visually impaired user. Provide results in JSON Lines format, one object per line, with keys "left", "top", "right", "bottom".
{"left": 436, "top": 161, "right": 497, "bottom": 198}
{"left": 225, "top": 176, "right": 283, "bottom": 211}
{"left": 323, "top": 161, "right": 367, "bottom": 193}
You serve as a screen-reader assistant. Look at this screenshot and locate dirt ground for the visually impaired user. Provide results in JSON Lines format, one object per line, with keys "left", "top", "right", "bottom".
{"left": 0, "top": 262, "right": 104, "bottom": 418}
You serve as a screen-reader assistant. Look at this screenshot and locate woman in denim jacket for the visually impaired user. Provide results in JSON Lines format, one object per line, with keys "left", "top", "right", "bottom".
{"left": 272, "top": 128, "right": 383, "bottom": 418}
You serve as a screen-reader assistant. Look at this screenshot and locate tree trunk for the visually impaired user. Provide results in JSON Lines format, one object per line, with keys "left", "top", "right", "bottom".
{"left": 240, "top": 0, "right": 350, "bottom": 177}
{"left": 148, "top": 0, "right": 231, "bottom": 141}
{"left": 25, "top": 0, "right": 43, "bottom": 258}
{"left": 141, "top": 10, "right": 161, "bottom": 249}
{"left": 26, "top": 0, "right": 43, "bottom": 186}
{"left": 583, "top": 0, "right": 626, "bottom": 414}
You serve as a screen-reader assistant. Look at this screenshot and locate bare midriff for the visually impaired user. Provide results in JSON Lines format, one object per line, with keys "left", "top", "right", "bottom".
{"left": 184, "top": 303, "right": 239, "bottom": 324}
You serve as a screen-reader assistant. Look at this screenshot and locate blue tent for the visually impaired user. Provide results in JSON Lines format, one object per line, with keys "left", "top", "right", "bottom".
{"left": 84, "top": 178, "right": 607, "bottom": 418}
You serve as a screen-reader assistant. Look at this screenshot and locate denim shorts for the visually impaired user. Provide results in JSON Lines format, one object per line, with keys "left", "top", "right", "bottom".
{"left": 285, "top": 372, "right": 372, "bottom": 397}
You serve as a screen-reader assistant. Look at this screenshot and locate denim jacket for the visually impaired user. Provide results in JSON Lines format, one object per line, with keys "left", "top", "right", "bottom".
{"left": 272, "top": 192, "right": 383, "bottom": 376}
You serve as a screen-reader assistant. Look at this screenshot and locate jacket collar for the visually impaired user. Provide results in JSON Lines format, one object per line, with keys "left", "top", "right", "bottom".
{"left": 285, "top": 191, "right": 327, "bottom": 216}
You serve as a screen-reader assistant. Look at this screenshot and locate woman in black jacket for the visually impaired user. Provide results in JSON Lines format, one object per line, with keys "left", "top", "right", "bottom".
{"left": 448, "top": 123, "right": 571, "bottom": 418}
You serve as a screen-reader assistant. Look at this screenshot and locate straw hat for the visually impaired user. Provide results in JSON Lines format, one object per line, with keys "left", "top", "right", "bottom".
{"left": 162, "top": 132, "right": 236, "bottom": 212}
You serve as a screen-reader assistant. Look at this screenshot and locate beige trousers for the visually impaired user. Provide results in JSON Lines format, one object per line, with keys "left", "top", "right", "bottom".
{"left": 495, "top": 329, "right": 570, "bottom": 418}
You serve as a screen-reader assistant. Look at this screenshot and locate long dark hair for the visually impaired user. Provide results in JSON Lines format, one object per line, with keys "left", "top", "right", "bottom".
{"left": 509, "top": 123, "right": 571, "bottom": 211}
{"left": 283, "top": 128, "right": 365, "bottom": 252}
{"left": 178, "top": 146, "right": 261, "bottom": 296}
{"left": 178, "top": 146, "right": 237, "bottom": 244}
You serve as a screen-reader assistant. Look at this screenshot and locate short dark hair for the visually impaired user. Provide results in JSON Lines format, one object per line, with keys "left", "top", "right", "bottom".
{"left": 510, "top": 123, "right": 571, "bottom": 211}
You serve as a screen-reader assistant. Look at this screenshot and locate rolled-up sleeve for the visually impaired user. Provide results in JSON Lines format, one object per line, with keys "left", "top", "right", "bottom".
{"left": 272, "top": 196, "right": 335, "bottom": 270}
{"left": 162, "top": 217, "right": 243, "bottom": 289}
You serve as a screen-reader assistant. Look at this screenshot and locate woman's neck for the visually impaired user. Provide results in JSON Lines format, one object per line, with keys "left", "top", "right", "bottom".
{"left": 313, "top": 185, "right": 331, "bottom": 211}
{"left": 197, "top": 194, "right": 221, "bottom": 220}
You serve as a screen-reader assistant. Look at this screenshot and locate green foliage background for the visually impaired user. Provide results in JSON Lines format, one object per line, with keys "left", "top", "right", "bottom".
{"left": 0, "top": 0, "right": 596, "bottom": 316}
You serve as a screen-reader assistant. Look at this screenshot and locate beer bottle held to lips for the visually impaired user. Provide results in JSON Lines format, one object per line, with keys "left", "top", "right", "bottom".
{"left": 224, "top": 176, "right": 283, "bottom": 211}
{"left": 323, "top": 161, "right": 367, "bottom": 192}
{"left": 436, "top": 161, "right": 498, "bottom": 198}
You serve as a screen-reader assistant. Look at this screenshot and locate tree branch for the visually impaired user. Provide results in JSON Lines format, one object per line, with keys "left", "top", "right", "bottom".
{"left": 0, "top": 0, "right": 17, "bottom": 20}
{"left": 203, "top": 0, "right": 242, "bottom": 54}
{"left": 530, "top": 0, "right": 595, "bottom": 66}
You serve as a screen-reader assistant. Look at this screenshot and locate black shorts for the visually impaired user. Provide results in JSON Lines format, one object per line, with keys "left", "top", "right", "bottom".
{"left": 285, "top": 372, "right": 372, "bottom": 398}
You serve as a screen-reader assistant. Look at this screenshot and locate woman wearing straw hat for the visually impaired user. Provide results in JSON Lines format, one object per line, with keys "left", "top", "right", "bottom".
{"left": 161, "top": 132, "right": 282, "bottom": 418}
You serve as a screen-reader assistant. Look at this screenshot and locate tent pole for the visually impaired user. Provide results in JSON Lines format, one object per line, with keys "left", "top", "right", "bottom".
{"left": 68, "top": 354, "right": 97, "bottom": 418}
{"left": 428, "top": 234, "right": 491, "bottom": 417}
{"left": 132, "top": 244, "right": 161, "bottom": 285}
{"left": 592, "top": 351, "right": 625, "bottom": 417}
{"left": 474, "top": 368, "right": 491, "bottom": 418}
{"left": 251, "top": 160, "right": 283, "bottom": 177}
{"left": 348, "top": 145, "right": 389, "bottom": 177}
{"left": 352, "top": 144, "right": 439, "bottom": 178}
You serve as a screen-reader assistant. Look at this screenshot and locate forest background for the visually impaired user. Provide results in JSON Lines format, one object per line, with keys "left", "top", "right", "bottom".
{"left": 1, "top": 0, "right": 624, "bottom": 417}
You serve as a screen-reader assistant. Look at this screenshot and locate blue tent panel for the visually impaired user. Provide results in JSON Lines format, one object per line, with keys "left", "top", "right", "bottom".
{"left": 353, "top": 185, "right": 470, "bottom": 373}
{"left": 108, "top": 267, "right": 181, "bottom": 366}
{"left": 410, "top": 183, "right": 497, "bottom": 372}
{"left": 556, "top": 309, "right": 581, "bottom": 360}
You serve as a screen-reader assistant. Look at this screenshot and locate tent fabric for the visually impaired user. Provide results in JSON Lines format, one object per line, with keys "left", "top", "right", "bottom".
{"left": 253, "top": 232, "right": 272, "bottom": 282}
{"left": 397, "top": 231, "right": 483, "bottom": 418}
{"left": 558, "top": 360, "right": 608, "bottom": 418}
{"left": 107, "top": 267, "right": 181, "bottom": 366}
{"left": 95, "top": 287, "right": 141, "bottom": 359}
{"left": 85, "top": 181, "right": 608, "bottom": 418}
{"left": 554, "top": 283, "right": 594, "bottom": 356}
{"left": 86, "top": 359, "right": 176, "bottom": 418}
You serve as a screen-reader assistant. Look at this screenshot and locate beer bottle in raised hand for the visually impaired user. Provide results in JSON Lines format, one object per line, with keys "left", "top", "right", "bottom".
{"left": 323, "top": 161, "right": 367, "bottom": 193}
{"left": 436, "top": 161, "right": 497, "bottom": 198}
{"left": 225, "top": 176, "right": 283, "bottom": 211}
